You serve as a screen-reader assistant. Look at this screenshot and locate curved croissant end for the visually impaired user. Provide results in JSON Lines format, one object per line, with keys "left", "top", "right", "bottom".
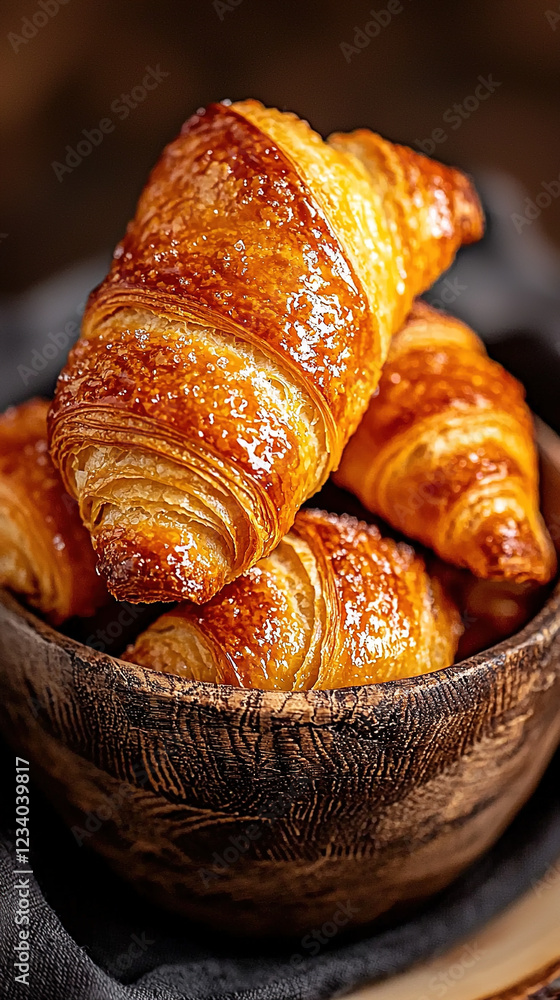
{"left": 125, "top": 509, "right": 462, "bottom": 690}
{"left": 335, "top": 301, "right": 557, "bottom": 584}
{"left": 49, "top": 99, "right": 484, "bottom": 604}
{"left": 0, "top": 400, "right": 107, "bottom": 623}
{"left": 327, "top": 128, "right": 484, "bottom": 287}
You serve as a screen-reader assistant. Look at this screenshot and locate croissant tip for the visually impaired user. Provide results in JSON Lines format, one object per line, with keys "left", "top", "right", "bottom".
{"left": 451, "top": 170, "right": 485, "bottom": 245}
{"left": 93, "top": 527, "right": 227, "bottom": 605}
{"left": 468, "top": 519, "right": 557, "bottom": 586}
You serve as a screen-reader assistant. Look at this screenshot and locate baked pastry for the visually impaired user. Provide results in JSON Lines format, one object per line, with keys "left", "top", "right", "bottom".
{"left": 0, "top": 399, "right": 106, "bottom": 623}
{"left": 432, "top": 559, "right": 545, "bottom": 661}
{"left": 125, "top": 509, "right": 462, "bottom": 689}
{"left": 335, "top": 302, "right": 556, "bottom": 583}
{"left": 49, "top": 99, "right": 484, "bottom": 604}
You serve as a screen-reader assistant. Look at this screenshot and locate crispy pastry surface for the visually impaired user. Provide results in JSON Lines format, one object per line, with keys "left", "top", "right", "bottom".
{"left": 0, "top": 399, "right": 106, "bottom": 623}
{"left": 125, "top": 509, "right": 462, "bottom": 690}
{"left": 49, "top": 99, "right": 483, "bottom": 603}
{"left": 335, "top": 302, "right": 556, "bottom": 583}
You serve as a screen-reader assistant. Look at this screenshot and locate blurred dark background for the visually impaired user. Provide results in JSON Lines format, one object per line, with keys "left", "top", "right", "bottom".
{"left": 2, "top": 0, "right": 560, "bottom": 291}
{"left": 1, "top": 0, "right": 560, "bottom": 417}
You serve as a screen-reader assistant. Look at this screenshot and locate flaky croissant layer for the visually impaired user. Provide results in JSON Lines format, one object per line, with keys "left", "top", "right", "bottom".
{"left": 0, "top": 399, "right": 107, "bottom": 623}
{"left": 335, "top": 302, "right": 556, "bottom": 584}
{"left": 125, "top": 509, "right": 462, "bottom": 690}
{"left": 49, "top": 99, "right": 483, "bottom": 604}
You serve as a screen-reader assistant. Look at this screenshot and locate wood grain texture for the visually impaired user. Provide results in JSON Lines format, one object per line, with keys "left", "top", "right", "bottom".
{"left": 0, "top": 428, "right": 558, "bottom": 937}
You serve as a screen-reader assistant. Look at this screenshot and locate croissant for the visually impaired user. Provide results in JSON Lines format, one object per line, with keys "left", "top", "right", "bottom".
{"left": 335, "top": 301, "right": 556, "bottom": 584}
{"left": 125, "top": 509, "right": 462, "bottom": 690}
{"left": 0, "top": 399, "right": 106, "bottom": 623}
{"left": 49, "top": 99, "right": 483, "bottom": 604}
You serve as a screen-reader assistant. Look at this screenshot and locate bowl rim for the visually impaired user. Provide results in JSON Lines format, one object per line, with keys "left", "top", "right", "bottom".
{"left": 2, "top": 571, "right": 560, "bottom": 720}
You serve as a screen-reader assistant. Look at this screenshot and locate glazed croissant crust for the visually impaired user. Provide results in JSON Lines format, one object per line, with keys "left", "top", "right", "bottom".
{"left": 0, "top": 399, "right": 106, "bottom": 623}
{"left": 49, "top": 99, "right": 483, "bottom": 604}
{"left": 335, "top": 302, "right": 556, "bottom": 584}
{"left": 125, "top": 509, "right": 462, "bottom": 690}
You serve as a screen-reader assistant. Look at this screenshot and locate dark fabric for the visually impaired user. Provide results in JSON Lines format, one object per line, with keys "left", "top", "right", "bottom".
{"left": 1, "top": 175, "right": 560, "bottom": 999}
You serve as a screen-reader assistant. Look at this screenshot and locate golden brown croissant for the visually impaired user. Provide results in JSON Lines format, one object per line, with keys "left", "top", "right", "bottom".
{"left": 0, "top": 399, "right": 106, "bottom": 624}
{"left": 335, "top": 301, "right": 556, "bottom": 584}
{"left": 125, "top": 509, "right": 462, "bottom": 690}
{"left": 49, "top": 99, "right": 483, "bottom": 604}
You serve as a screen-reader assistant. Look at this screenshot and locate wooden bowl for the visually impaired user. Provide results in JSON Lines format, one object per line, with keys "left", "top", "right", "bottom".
{"left": 0, "top": 422, "right": 560, "bottom": 938}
